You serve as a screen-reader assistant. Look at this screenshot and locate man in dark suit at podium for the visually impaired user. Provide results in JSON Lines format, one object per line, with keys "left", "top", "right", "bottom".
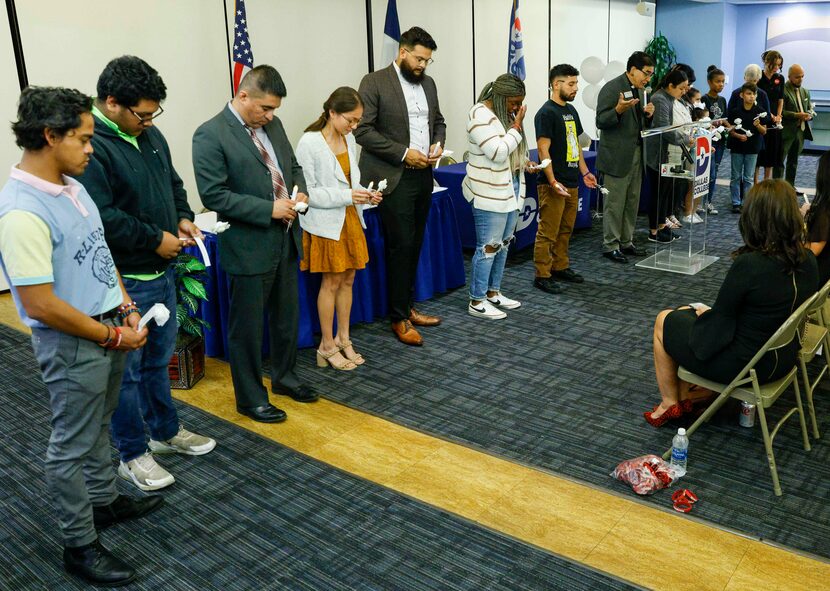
{"left": 193, "top": 66, "right": 317, "bottom": 424}
{"left": 595, "top": 51, "right": 655, "bottom": 263}
{"left": 355, "top": 26, "right": 446, "bottom": 346}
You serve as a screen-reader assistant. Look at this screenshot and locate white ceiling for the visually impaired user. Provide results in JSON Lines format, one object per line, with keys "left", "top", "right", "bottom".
{"left": 688, "top": 1, "right": 830, "bottom": 4}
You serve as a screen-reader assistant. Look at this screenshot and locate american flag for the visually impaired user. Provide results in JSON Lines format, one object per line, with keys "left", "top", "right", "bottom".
{"left": 231, "top": 0, "right": 254, "bottom": 93}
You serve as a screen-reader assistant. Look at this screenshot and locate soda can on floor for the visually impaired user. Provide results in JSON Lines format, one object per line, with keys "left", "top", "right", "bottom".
{"left": 739, "top": 401, "right": 756, "bottom": 427}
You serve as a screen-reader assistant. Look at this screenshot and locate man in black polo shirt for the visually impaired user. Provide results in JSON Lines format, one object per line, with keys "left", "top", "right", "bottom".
{"left": 533, "top": 64, "right": 597, "bottom": 294}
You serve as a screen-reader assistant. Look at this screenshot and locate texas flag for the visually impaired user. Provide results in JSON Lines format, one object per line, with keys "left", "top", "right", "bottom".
{"left": 380, "top": 0, "right": 401, "bottom": 69}
{"left": 507, "top": 0, "right": 525, "bottom": 80}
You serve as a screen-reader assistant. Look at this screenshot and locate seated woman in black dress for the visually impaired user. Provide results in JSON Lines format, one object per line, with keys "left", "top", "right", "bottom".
{"left": 646, "top": 180, "right": 818, "bottom": 427}
{"left": 805, "top": 151, "right": 830, "bottom": 286}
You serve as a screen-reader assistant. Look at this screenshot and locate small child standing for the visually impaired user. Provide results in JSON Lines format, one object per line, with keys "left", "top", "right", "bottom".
{"left": 727, "top": 83, "right": 767, "bottom": 213}
{"left": 702, "top": 66, "right": 728, "bottom": 214}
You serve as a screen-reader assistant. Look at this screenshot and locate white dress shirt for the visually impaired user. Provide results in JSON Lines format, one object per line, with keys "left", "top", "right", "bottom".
{"left": 393, "top": 62, "right": 431, "bottom": 159}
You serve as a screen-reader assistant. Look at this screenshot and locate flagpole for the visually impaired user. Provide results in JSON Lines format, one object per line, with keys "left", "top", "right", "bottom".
{"left": 471, "top": 0, "right": 476, "bottom": 103}
{"left": 365, "top": 0, "right": 374, "bottom": 73}
{"left": 222, "top": 0, "right": 234, "bottom": 97}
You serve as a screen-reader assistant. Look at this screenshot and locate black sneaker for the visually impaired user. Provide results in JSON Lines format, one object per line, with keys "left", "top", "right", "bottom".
{"left": 533, "top": 277, "right": 563, "bottom": 294}
{"left": 552, "top": 268, "right": 584, "bottom": 283}
{"left": 648, "top": 228, "right": 673, "bottom": 244}
{"left": 731, "top": 205, "right": 741, "bottom": 214}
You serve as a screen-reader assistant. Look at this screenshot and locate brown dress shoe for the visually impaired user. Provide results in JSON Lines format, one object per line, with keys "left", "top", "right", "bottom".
{"left": 391, "top": 320, "right": 423, "bottom": 346}
{"left": 409, "top": 308, "right": 441, "bottom": 326}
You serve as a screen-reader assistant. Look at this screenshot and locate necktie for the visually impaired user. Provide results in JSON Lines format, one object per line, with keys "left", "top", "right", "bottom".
{"left": 246, "top": 126, "right": 290, "bottom": 200}
{"left": 795, "top": 89, "right": 805, "bottom": 132}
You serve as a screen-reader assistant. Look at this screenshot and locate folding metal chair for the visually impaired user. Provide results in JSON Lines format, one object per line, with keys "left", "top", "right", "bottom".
{"left": 662, "top": 292, "right": 817, "bottom": 496}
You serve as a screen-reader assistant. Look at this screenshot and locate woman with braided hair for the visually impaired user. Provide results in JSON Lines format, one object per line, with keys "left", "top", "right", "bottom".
{"left": 462, "top": 73, "right": 532, "bottom": 320}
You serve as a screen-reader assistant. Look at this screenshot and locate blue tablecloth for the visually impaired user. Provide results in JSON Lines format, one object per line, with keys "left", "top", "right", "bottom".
{"left": 432, "top": 149, "right": 597, "bottom": 251}
{"left": 189, "top": 187, "right": 465, "bottom": 356}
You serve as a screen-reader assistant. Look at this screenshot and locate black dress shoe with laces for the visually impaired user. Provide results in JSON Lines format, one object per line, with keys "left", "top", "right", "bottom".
{"left": 621, "top": 245, "right": 647, "bottom": 257}
{"left": 237, "top": 403, "right": 287, "bottom": 423}
{"left": 64, "top": 540, "right": 135, "bottom": 587}
{"left": 533, "top": 277, "right": 563, "bottom": 294}
{"left": 93, "top": 494, "right": 164, "bottom": 530}
{"left": 272, "top": 383, "right": 319, "bottom": 403}
{"left": 602, "top": 249, "right": 629, "bottom": 263}
{"left": 552, "top": 268, "right": 584, "bottom": 283}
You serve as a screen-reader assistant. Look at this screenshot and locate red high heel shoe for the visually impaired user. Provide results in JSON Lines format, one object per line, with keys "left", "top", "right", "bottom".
{"left": 644, "top": 403, "right": 684, "bottom": 428}
{"left": 681, "top": 399, "right": 694, "bottom": 413}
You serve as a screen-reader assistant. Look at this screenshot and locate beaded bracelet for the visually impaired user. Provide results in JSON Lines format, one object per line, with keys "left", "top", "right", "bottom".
{"left": 117, "top": 301, "right": 140, "bottom": 320}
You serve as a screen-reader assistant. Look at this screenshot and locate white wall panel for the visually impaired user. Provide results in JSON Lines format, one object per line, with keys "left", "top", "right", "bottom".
{"left": 17, "top": 0, "right": 231, "bottom": 213}
{"left": 0, "top": 1, "right": 19, "bottom": 291}
{"left": 240, "top": 0, "right": 367, "bottom": 147}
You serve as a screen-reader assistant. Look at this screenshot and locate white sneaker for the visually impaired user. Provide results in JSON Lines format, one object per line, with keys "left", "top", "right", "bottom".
{"left": 681, "top": 214, "right": 703, "bottom": 224}
{"left": 468, "top": 300, "right": 507, "bottom": 320}
{"left": 706, "top": 203, "right": 718, "bottom": 215}
{"left": 668, "top": 215, "right": 682, "bottom": 227}
{"left": 487, "top": 292, "right": 521, "bottom": 309}
{"left": 149, "top": 425, "right": 216, "bottom": 456}
{"left": 118, "top": 452, "right": 175, "bottom": 491}
{"left": 692, "top": 213, "right": 704, "bottom": 223}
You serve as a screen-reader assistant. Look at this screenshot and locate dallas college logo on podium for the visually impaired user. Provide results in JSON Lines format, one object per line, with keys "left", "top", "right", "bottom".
{"left": 693, "top": 134, "right": 712, "bottom": 200}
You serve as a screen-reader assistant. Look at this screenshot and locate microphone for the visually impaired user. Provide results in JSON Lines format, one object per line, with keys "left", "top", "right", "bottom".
{"left": 644, "top": 86, "right": 652, "bottom": 105}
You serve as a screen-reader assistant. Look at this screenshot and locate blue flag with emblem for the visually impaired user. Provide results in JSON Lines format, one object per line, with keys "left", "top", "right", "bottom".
{"left": 507, "top": 0, "right": 525, "bottom": 80}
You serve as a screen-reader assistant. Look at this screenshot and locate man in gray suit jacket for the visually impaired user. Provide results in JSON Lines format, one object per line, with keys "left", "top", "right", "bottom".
{"left": 780, "top": 64, "right": 814, "bottom": 187}
{"left": 355, "top": 26, "right": 446, "bottom": 346}
{"left": 193, "top": 66, "right": 317, "bottom": 424}
{"left": 595, "top": 51, "right": 655, "bottom": 263}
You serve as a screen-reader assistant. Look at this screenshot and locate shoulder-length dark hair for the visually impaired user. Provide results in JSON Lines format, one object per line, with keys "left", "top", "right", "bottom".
{"left": 805, "top": 151, "right": 830, "bottom": 235}
{"left": 736, "top": 179, "right": 808, "bottom": 273}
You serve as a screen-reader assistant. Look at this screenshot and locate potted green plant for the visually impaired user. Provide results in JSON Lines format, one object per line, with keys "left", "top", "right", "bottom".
{"left": 644, "top": 33, "right": 677, "bottom": 90}
{"left": 168, "top": 253, "right": 210, "bottom": 389}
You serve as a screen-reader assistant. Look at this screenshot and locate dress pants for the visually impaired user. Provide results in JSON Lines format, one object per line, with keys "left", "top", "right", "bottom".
{"left": 779, "top": 130, "right": 805, "bottom": 186}
{"left": 227, "top": 229, "right": 299, "bottom": 410}
{"left": 378, "top": 167, "right": 434, "bottom": 322}
{"left": 601, "top": 145, "right": 642, "bottom": 252}
{"left": 534, "top": 184, "right": 578, "bottom": 277}
{"left": 31, "top": 321, "right": 125, "bottom": 547}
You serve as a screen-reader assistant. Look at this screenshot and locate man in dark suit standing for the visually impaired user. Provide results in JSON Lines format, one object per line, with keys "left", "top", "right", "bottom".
{"left": 355, "top": 27, "right": 446, "bottom": 346}
{"left": 193, "top": 66, "right": 317, "bottom": 424}
{"left": 595, "top": 51, "right": 655, "bottom": 264}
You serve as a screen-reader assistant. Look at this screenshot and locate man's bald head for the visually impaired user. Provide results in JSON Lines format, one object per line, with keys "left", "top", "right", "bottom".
{"left": 788, "top": 64, "right": 805, "bottom": 87}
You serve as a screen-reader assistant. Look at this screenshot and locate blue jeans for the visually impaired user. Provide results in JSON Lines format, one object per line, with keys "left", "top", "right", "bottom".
{"left": 730, "top": 152, "right": 758, "bottom": 207}
{"left": 111, "top": 268, "right": 180, "bottom": 462}
{"left": 706, "top": 142, "right": 725, "bottom": 205}
{"left": 469, "top": 176, "right": 519, "bottom": 301}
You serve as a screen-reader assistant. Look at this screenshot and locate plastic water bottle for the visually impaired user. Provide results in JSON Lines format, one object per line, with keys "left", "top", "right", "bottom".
{"left": 670, "top": 428, "right": 689, "bottom": 477}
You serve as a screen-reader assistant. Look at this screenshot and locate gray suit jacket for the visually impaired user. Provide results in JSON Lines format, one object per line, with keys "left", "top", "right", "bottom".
{"left": 595, "top": 72, "right": 644, "bottom": 177}
{"left": 782, "top": 82, "right": 814, "bottom": 143}
{"left": 192, "top": 106, "right": 307, "bottom": 275}
{"left": 354, "top": 64, "right": 446, "bottom": 194}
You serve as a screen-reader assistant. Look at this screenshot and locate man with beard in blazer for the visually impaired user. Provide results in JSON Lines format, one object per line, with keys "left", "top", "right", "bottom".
{"left": 355, "top": 26, "right": 446, "bottom": 346}
{"left": 193, "top": 65, "right": 317, "bottom": 424}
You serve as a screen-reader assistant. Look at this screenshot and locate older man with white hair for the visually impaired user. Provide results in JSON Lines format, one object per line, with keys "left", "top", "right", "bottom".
{"left": 727, "top": 63, "right": 772, "bottom": 118}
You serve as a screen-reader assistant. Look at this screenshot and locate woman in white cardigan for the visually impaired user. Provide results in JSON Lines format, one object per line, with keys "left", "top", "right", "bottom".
{"left": 462, "top": 74, "right": 531, "bottom": 320}
{"left": 296, "top": 87, "right": 382, "bottom": 370}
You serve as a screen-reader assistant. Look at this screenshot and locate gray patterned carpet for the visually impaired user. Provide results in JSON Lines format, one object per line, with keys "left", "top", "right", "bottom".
{"left": 0, "top": 326, "right": 641, "bottom": 590}
{"left": 293, "top": 154, "right": 830, "bottom": 560}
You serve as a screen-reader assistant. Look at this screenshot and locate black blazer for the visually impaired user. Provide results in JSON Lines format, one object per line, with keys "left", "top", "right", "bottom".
{"left": 595, "top": 72, "right": 644, "bottom": 177}
{"left": 192, "top": 106, "right": 307, "bottom": 275}
{"left": 354, "top": 64, "right": 446, "bottom": 194}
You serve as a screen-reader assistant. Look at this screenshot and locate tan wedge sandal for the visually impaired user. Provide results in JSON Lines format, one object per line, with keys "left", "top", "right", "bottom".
{"left": 316, "top": 347, "right": 357, "bottom": 371}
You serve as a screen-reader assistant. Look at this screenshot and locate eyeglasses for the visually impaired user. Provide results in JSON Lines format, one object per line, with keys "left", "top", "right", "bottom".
{"left": 127, "top": 105, "right": 164, "bottom": 123}
{"left": 638, "top": 68, "right": 655, "bottom": 79}
{"left": 403, "top": 48, "right": 434, "bottom": 66}
{"left": 338, "top": 112, "right": 362, "bottom": 126}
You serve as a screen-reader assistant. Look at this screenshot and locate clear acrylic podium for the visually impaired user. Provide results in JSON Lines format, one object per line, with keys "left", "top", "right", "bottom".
{"left": 636, "top": 120, "right": 719, "bottom": 275}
